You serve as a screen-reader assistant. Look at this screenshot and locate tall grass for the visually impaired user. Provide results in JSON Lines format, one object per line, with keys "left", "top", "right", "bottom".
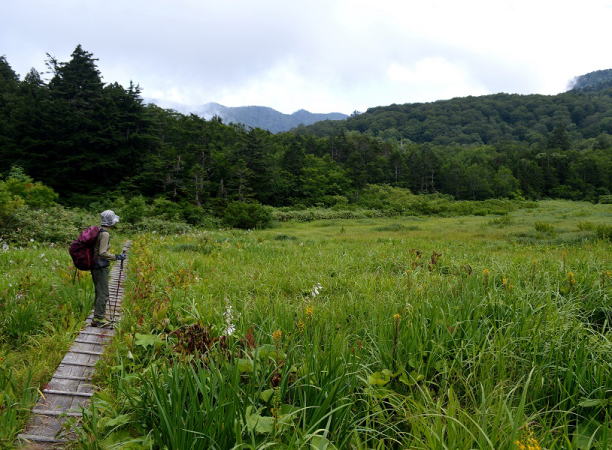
{"left": 65, "top": 201, "right": 612, "bottom": 447}
{"left": 0, "top": 246, "right": 93, "bottom": 445}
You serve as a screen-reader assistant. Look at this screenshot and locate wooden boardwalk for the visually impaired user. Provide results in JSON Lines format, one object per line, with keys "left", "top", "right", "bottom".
{"left": 17, "top": 243, "right": 130, "bottom": 448}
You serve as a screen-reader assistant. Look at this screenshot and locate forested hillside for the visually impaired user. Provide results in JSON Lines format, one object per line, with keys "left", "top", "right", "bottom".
{"left": 1, "top": 47, "right": 611, "bottom": 213}
{"left": 299, "top": 86, "right": 612, "bottom": 147}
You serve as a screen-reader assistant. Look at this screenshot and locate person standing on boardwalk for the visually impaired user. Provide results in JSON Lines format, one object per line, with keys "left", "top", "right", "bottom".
{"left": 91, "top": 210, "right": 126, "bottom": 327}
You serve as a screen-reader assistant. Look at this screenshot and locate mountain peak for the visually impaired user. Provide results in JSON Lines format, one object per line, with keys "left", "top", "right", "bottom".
{"left": 147, "top": 100, "right": 348, "bottom": 133}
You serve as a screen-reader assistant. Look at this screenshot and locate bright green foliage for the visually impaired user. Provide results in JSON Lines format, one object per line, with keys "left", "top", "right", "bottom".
{"left": 3, "top": 166, "right": 58, "bottom": 207}
{"left": 223, "top": 201, "right": 272, "bottom": 229}
{"left": 0, "top": 205, "right": 95, "bottom": 246}
{"left": 0, "top": 168, "right": 78, "bottom": 246}
{"left": 358, "top": 184, "right": 417, "bottom": 211}
{"left": 121, "top": 195, "right": 148, "bottom": 224}
{"left": 0, "top": 167, "right": 57, "bottom": 224}
{"left": 82, "top": 200, "right": 611, "bottom": 448}
{"left": 0, "top": 246, "right": 94, "bottom": 444}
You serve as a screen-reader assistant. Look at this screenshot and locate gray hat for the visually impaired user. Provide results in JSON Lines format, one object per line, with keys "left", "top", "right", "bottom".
{"left": 100, "top": 210, "right": 120, "bottom": 227}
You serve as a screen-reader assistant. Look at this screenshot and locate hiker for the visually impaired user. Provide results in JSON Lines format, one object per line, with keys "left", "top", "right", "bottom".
{"left": 91, "top": 210, "right": 126, "bottom": 327}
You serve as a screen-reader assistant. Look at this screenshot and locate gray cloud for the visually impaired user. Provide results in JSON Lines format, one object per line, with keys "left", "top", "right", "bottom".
{"left": 2, "top": 0, "right": 611, "bottom": 113}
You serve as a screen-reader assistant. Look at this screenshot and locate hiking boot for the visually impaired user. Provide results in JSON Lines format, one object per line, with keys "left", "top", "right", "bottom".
{"left": 91, "top": 318, "right": 113, "bottom": 328}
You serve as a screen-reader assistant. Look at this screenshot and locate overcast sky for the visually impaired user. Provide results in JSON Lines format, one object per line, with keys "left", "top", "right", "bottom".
{"left": 2, "top": 0, "right": 612, "bottom": 114}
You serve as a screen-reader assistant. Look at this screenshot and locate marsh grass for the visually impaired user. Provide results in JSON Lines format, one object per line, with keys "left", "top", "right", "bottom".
{"left": 0, "top": 246, "right": 96, "bottom": 445}
{"left": 5, "top": 201, "right": 610, "bottom": 448}
{"left": 83, "top": 200, "right": 611, "bottom": 448}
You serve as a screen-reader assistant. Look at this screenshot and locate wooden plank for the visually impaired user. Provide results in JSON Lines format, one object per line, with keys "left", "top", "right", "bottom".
{"left": 68, "top": 349, "right": 104, "bottom": 356}
{"left": 79, "top": 331, "right": 114, "bottom": 337}
{"left": 17, "top": 434, "right": 67, "bottom": 443}
{"left": 31, "top": 409, "right": 82, "bottom": 417}
{"left": 74, "top": 339, "right": 104, "bottom": 345}
{"left": 59, "top": 361, "right": 97, "bottom": 368}
{"left": 43, "top": 389, "right": 93, "bottom": 398}
{"left": 51, "top": 375, "right": 91, "bottom": 382}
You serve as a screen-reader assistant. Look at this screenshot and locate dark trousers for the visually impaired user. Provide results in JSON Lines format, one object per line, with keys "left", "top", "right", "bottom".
{"left": 91, "top": 267, "right": 109, "bottom": 320}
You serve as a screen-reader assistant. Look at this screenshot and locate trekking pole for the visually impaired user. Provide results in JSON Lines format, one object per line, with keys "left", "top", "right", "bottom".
{"left": 112, "top": 257, "right": 125, "bottom": 324}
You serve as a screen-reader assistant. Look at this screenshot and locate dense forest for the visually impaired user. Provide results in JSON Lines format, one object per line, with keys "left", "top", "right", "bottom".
{"left": 1, "top": 46, "right": 611, "bottom": 215}
{"left": 299, "top": 83, "right": 612, "bottom": 147}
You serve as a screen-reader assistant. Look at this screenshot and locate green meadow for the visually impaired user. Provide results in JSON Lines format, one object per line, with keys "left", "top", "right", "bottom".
{"left": 1, "top": 200, "right": 610, "bottom": 448}
{"left": 0, "top": 246, "right": 93, "bottom": 445}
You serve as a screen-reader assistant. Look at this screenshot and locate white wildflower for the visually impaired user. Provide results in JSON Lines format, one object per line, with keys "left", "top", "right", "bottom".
{"left": 1, "top": 243, "right": 8, "bottom": 252}
{"left": 29, "top": 238, "right": 34, "bottom": 242}
{"left": 311, "top": 283, "right": 323, "bottom": 298}
{"left": 223, "top": 301, "right": 237, "bottom": 336}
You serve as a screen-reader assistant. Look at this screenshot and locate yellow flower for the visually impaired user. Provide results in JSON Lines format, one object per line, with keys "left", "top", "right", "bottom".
{"left": 296, "top": 320, "right": 305, "bottom": 332}
{"left": 272, "top": 329, "right": 282, "bottom": 342}
{"left": 514, "top": 437, "right": 541, "bottom": 450}
{"left": 305, "top": 305, "right": 314, "bottom": 319}
{"left": 482, "top": 268, "right": 490, "bottom": 276}
{"left": 393, "top": 313, "right": 401, "bottom": 321}
{"left": 567, "top": 271, "right": 576, "bottom": 285}
{"left": 502, "top": 277, "right": 508, "bottom": 288}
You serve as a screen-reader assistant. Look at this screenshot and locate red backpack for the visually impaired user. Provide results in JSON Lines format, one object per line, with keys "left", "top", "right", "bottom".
{"left": 69, "top": 226, "right": 101, "bottom": 270}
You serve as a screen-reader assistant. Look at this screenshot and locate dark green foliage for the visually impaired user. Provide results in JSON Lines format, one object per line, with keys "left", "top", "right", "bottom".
{"left": 300, "top": 90, "right": 612, "bottom": 146}
{"left": 223, "top": 201, "right": 272, "bottom": 229}
{"left": 599, "top": 194, "right": 612, "bottom": 204}
{"left": 0, "top": 47, "right": 611, "bottom": 213}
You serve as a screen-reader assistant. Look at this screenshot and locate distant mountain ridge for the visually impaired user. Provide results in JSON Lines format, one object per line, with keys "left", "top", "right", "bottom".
{"left": 146, "top": 99, "right": 347, "bottom": 133}
{"left": 297, "top": 69, "right": 612, "bottom": 146}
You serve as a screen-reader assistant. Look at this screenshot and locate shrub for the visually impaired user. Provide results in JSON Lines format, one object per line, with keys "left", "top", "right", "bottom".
{"left": 0, "top": 187, "right": 24, "bottom": 225}
{"left": 599, "top": 194, "right": 612, "bottom": 204}
{"left": 320, "top": 195, "right": 349, "bottom": 208}
{"left": 357, "top": 184, "right": 417, "bottom": 213}
{"left": 3, "top": 166, "right": 58, "bottom": 208}
{"left": 0, "top": 167, "right": 59, "bottom": 228}
{"left": 178, "top": 203, "right": 219, "bottom": 227}
{"left": 152, "top": 197, "right": 183, "bottom": 221}
{"left": 0, "top": 205, "right": 95, "bottom": 246}
{"left": 124, "top": 218, "right": 193, "bottom": 235}
{"left": 272, "top": 208, "right": 384, "bottom": 222}
{"left": 223, "top": 201, "right": 272, "bottom": 229}
{"left": 121, "top": 195, "right": 149, "bottom": 223}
